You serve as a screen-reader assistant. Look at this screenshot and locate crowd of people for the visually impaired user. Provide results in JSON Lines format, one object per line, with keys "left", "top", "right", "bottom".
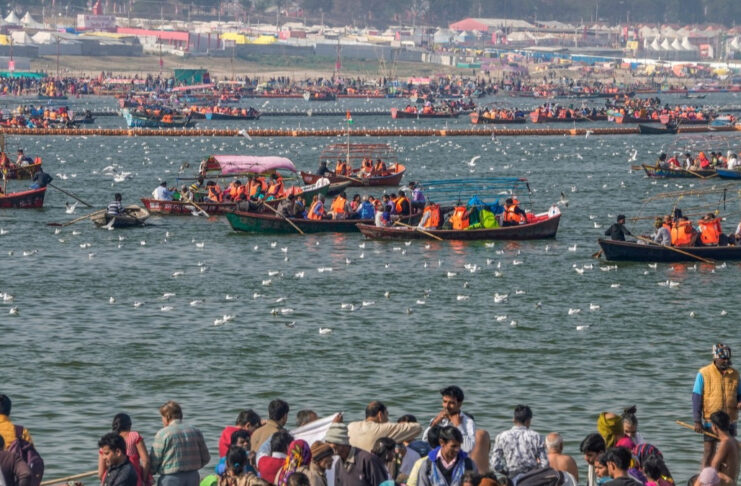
{"left": 656, "top": 152, "right": 741, "bottom": 172}
{"left": 0, "top": 346, "right": 738, "bottom": 486}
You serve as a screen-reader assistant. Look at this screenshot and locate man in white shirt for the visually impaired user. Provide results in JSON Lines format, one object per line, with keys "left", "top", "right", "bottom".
{"left": 727, "top": 154, "right": 738, "bottom": 170}
{"left": 152, "top": 181, "right": 173, "bottom": 201}
{"left": 423, "top": 385, "right": 491, "bottom": 472}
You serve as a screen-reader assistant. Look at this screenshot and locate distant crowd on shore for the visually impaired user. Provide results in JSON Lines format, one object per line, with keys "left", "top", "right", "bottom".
{"left": 0, "top": 345, "right": 738, "bottom": 486}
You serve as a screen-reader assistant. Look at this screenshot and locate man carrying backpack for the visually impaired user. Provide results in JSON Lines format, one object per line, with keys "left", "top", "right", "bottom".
{"left": 0, "top": 436, "right": 31, "bottom": 486}
{"left": 0, "top": 395, "right": 43, "bottom": 486}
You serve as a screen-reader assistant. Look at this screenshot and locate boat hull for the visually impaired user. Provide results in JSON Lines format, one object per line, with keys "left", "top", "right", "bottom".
{"left": 716, "top": 169, "right": 741, "bottom": 179}
{"left": 470, "top": 113, "right": 526, "bottom": 124}
{"left": 0, "top": 187, "right": 46, "bottom": 208}
{"left": 638, "top": 124, "right": 677, "bottom": 135}
{"left": 391, "top": 108, "right": 459, "bottom": 119}
{"left": 226, "top": 211, "right": 374, "bottom": 234}
{"left": 641, "top": 164, "right": 716, "bottom": 178}
{"left": 598, "top": 238, "right": 741, "bottom": 262}
{"left": 205, "top": 112, "right": 260, "bottom": 120}
{"left": 356, "top": 214, "right": 560, "bottom": 241}
{"left": 91, "top": 207, "right": 150, "bottom": 227}
{"left": 141, "top": 198, "right": 237, "bottom": 215}
{"left": 300, "top": 168, "right": 405, "bottom": 187}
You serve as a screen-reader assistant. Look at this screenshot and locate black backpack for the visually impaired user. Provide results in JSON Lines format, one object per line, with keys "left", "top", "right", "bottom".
{"left": 514, "top": 467, "right": 567, "bottom": 486}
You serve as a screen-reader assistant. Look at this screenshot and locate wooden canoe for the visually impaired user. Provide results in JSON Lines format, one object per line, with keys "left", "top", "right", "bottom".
{"left": 641, "top": 164, "right": 716, "bottom": 178}
{"left": 0, "top": 187, "right": 46, "bottom": 209}
{"left": 356, "top": 214, "right": 561, "bottom": 241}
{"left": 716, "top": 169, "right": 741, "bottom": 179}
{"left": 469, "top": 113, "right": 526, "bottom": 124}
{"left": 2, "top": 162, "right": 42, "bottom": 179}
{"left": 638, "top": 124, "right": 678, "bottom": 135}
{"left": 91, "top": 206, "right": 150, "bottom": 227}
{"left": 205, "top": 111, "right": 260, "bottom": 120}
{"left": 529, "top": 111, "right": 588, "bottom": 123}
{"left": 226, "top": 210, "right": 422, "bottom": 234}
{"left": 300, "top": 165, "right": 405, "bottom": 187}
{"left": 598, "top": 238, "right": 741, "bottom": 262}
{"left": 391, "top": 108, "right": 459, "bottom": 119}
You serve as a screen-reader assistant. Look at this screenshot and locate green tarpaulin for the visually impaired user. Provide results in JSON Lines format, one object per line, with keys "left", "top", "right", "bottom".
{"left": 173, "top": 69, "right": 208, "bottom": 85}
{"left": 0, "top": 71, "right": 45, "bottom": 79}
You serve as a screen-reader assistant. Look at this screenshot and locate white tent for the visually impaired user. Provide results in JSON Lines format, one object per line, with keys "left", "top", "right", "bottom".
{"left": 650, "top": 37, "right": 661, "bottom": 51}
{"left": 671, "top": 38, "right": 683, "bottom": 50}
{"left": 4, "top": 11, "right": 19, "bottom": 24}
{"left": 660, "top": 38, "right": 672, "bottom": 50}
{"left": 10, "top": 31, "right": 35, "bottom": 45}
{"left": 21, "top": 12, "right": 43, "bottom": 29}
{"left": 682, "top": 37, "right": 696, "bottom": 50}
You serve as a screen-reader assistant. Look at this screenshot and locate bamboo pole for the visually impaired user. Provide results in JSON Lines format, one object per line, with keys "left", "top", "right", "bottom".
{"left": 39, "top": 470, "right": 98, "bottom": 486}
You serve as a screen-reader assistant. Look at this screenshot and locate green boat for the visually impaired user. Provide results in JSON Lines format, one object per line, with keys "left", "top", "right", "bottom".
{"left": 226, "top": 210, "right": 422, "bottom": 234}
{"left": 226, "top": 210, "right": 374, "bottom": 234}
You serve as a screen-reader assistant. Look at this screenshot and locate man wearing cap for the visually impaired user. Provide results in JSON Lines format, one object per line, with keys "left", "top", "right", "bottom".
{"left": 324, "top": 423, "right": 387, "bottom": 486}
{"left": 307, "top": 441, "right": 334, "bottom": 486}
{"left": 604, "top": 215, "right": 632, "bottom": 241}
{"left": 692, "top": 344, "right": 741, "bottom": 467}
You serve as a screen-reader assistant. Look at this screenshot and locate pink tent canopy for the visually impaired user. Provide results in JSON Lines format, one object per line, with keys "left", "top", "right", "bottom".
{"left": 210, "top": 155, "right": 297, "bottom": 175}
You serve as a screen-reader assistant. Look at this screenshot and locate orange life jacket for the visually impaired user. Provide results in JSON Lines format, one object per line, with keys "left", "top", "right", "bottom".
{"left": 229, "top": 184, "right": 245, "bottom": 200}
{"left": 374, "top": 161, "right": 387, "bottom": 174}
{"left": 450, "top": 206, "right": 469, "bottom": 230}
{"left": 504, "top": 204, "right": 525, "bottom": 224}
{"left": 208, "top": 185, "right": 222, "bottom": 202}
{"left": 266, "top": 180, "right": 284, "bottom": 198}
{"left": 336, "top": 161, "right": 348, "bottom": 175}
{"left": 423, "top": 204, "right": 441, "bottom": 229}
{"left": 698, "top": 218, "right": 721, "bottom": 245}
{"left": 671, "top": 221, "right": 694, "bottom": 246}
{"left": 331, "top": 196, "right": 346, "bottom": 215}
{"left": 308, "top": 200, "right": 324, "bottom": 220}
{"left": 395, "top": 196, "right": 409, "bottom": 215}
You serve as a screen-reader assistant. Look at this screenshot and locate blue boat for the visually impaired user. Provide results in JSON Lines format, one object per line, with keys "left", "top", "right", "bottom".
{"left": 716, "top": 169, "right": 741, "bottom": 179}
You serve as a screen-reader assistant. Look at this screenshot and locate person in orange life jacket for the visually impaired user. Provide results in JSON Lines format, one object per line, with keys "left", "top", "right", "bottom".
{"left": 335, "top": 158, "right": 349, "bottom": 176}
{"left": 308, "top": 195, "right": 327, "bottom": 220}
{"left": 329, "top": 192, "right": 351, "bottom": 220}
{"left": 502, "top": 198, "right": 527, "bottom": 227}
{"left": 359, "top": 158, "right": 373, "bottom": 178}
{"left": 698, "top": 213, "right": 726, "bottom": 246}
{"left": 225, "top": 180, "right": 245, "bottom": 201}
{"left": 671, "top": 216, "right": 698, "bottom": 247}
{"left": 395, "top": 191, "right": 411, "bottom": 218}
{"left": 418, "top": 200, "right": 441, "bottom": 229}
{"left": 206, "top": 181, "right": 222, "bottom": 202}
{"left": 374, "top": 159, "right": 388, "bottom": 176}
{"left": 266, "top": 174, "right": 284, "bottom": 200}
{"left": 692, "top": 344, "right": 741, "bottom": 468}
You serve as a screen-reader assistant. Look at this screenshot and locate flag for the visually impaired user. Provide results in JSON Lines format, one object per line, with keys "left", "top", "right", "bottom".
{"left": 346, "top": 111, "right": 353, "bottom": 124}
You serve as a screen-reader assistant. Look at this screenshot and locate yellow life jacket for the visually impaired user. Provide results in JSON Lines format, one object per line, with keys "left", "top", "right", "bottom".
{"left": 699, "top": 363, "right": 740, "bottom": 422}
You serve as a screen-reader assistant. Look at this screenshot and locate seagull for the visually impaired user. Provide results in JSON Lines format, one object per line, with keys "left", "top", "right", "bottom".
{"left": 559, "top": 192, "right": 569, "bottom": 207}
{"left": 576, "top": 325, "right": 590, "bottom": 331}
{"left": 190, "top": 300, "right": 203, "bottom": 306}
{"left": 225, "top": 294, "right": 236, "bottom": 300}
{"left": 589, "top": 303, "right": 601, "bottom": 311}
{"left": 285, "top": 321, "right": 296, "bottom": 328}
{"left": 195, "top": 242, "right": 205, "bottom": 248}
{"left": 171, "top": 271, "right": 184, "bottom": 278}
{"left": 456, "top": 295, "right": 470, "bottom": 301}
{"left": 294, "top": 271, "right": 304, "bottom": 278}
{"left": 495, "top": 315, "right": 507, "bottom": 322}
{"left": 161, "top": 305, "right": 174, "bottom": 312}
{"left": 8, "top": 306, "right": 18, "bottom": 315}
{"left": 721, "top": 310, "right": 728, "bottom": 316}
{"left": 384, "top": 291, "right": 390, "bottom": 299}
{"left": 628, "top": 149, "right": 638, "bottom": 162}
{"left": 65, "top": 201, "right": 78, "bottom": 214}
{"left": 319, "top": 328, "right": 333, "bottom": 335}
{"left": 109, "top": 297, "right": 116, "bottom": 304}
{"left": 133, "top": 301, "right": 143, "bottom": 308}
{"left": 568, "top": 308, "right": 581, "bottom": 315}
{"left": 493, "top": 293, "right": 508, "bottom": 303}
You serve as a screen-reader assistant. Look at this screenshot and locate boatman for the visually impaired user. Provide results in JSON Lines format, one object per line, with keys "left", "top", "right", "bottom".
{"left": 604, "top": 215, "right": 632, "bottom": 241}
{"left": 152, "top": 181, "right": 173, "bottom": 201}
{"left": 29, "top": 167, "right": 53, "bottom": 189}
{"left": 692, "top": 344, "right": 741, "bottom": 468}
{"left": 107, "top": 193, "right": 124, "bottom": 217}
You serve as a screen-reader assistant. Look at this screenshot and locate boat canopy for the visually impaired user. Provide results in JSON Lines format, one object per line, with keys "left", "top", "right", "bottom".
{"left": 207, "top": 155, "right": 297, "bottom": 175}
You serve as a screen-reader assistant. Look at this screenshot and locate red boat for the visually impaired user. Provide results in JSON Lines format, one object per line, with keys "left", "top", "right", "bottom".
{"left": 658, "top": 114, "right": 711, "bottom": 125}
{"left": 529, "top": 111, "right": 588, "bottom": 123}
{"left": 0, "top": 187, "right": 46, "bottom": 208}
{"left": 141, "top": 198, "right": 236, "bottom": 215}
{"left": 357, "top": 213, "right": 561, "bottom": 241}
{"left": 391, "top": 108, "right": 459, "bottom": 119}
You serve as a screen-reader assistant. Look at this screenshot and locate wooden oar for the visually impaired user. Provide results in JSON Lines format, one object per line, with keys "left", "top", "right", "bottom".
{"left": 676, "top": 420, "right": 741, "bottom": 445}
{"left": 47, "top": 209, "right": 106, "bottom": 227}
{"left": 40, "top": 469, "right": 98, "bottom": 486}
{"left": 332, "top": 172, "right": 364, "bottom": 184}
{"left": 47, "top": 183, "right": 93, "bottom": 208}
{"left": 393, "top": 220, "right": 443, "bottom": 241}
{"left": 183, "top": 198, "right": 209, "bottom": 217}
{"left": 262, "top": 203, "right": 305, "bottom": 235}
{"left": 630, "top": 165, "right": 642, "bottom": 171}
{"left": 633, "top": 235, "right": 715, "bottom": 265}
{"left": 592, "top": 250, "right": 603, "bottom": 259}
{"left": 685, "top": 168, "right": 717, "bottom": 180}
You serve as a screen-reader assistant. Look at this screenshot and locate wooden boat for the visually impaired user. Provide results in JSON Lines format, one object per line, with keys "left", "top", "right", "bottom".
{"left": 205, "top": 111, "right": 260, "bottom": 120}
{"left": 716, "top": 169, "right": 741, "bottom": 179}
{"left": 37, "top": 94, "right": 68, "bottom": 100}
{"left": 326, "top": 181, "right": 353, "bottom": 196}
{"left": 641, "top": 164, "right": 716, "bottom": 178}
{"left": 598, "top": 238, "right": 741, "bottom": 262}
{"left": 529, "top": 111, "right": 587, "bottom": 123}
{"left": 226, "top": 210, "right": 421, "bottom": 234}
{"left": 469, "top": 112, "right": 526, "bottom": 124}
{"left": 391, "top": 108, "right": 459, "bottom": 119}
{"left": 638, "top": 124, "right": 678, "bottom": 135}
{"left": 357, "top": 213, "right": 560, "bottom": 241}
{"left": 658, "top": 114, "right": 710, "bottom": 125}
{"left": 301, "top": 143, "right": 405, "bottom": 187}
{"left": 141, "top": 198, "right": 237, "bottom": 215}
{"left": 613, "top": 115, "right": 654, "bottom": 124}
{"left": 303, "top": 91, "right": 336, "bottom": 101}
{"left": 1, "top": 162, "right": 42, "bottom": 179}
{"left": 91, "top": 206, "right": 150, "bottom": 228}
{"left": 0, "top": 187, "right": 46, "bottom": 208}
{"left": 122, "top": 109, "right": 196, "bottom": 128}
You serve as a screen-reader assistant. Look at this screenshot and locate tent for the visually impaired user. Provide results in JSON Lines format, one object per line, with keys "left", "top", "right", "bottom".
{"left": 21, "top": 12, "right": 43, "bottom": 29}
{"left": 660, "top": 38, "right": 672, "bottom": 51}
{"left": 671, "top": 38, "right": 683, "bottom": 51}
{"left": 682, "top": 37, "right": 696, "bottom": 51}
{"left": 4, "top": 11, "right": 19, "bottom": 24}
{"left": 650, "top": 38, "right": 661, "bottom": 51}
{"left": 10, "top": 31, "right": 34, "bottom": 45}
{"left": 173, "top": 68, "right": 209, "bottom": 85}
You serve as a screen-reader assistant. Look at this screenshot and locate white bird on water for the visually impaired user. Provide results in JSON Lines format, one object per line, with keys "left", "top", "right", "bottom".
{"left": 467, "top": 155, "right": 481, "bottom": 167}
{"left": 319, "top": 328, "right": 333, "bottom": 335}
{"left": 628, "top": 149, "right": 638, "bottom": 162}
{"left": 65, "top": 201, "right": 78, "bottom": 214}
{"left": 493, "top": 293, "right": 508, "bottom": 303}
{"left": 568, "top": 308, "right": 581, "bottom": 315}
{"left": 8, "top": 307, "right": 18, "bottom": 316}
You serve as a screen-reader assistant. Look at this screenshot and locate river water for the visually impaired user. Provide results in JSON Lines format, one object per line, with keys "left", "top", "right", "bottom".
{"left": 1, "top": 92, "right": 739, "bottom": 482}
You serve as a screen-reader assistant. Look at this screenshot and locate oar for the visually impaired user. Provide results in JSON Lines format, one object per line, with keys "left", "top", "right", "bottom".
{"left": 183, "top": 198, "right": 209, "bottom": 217}
{"left": 592, "top": 250, "right": 603, "bottom": 259}
{"left": 675, "top": 420, "right": 741, "bottom": 445}
{"left": 40, "top": 470, "right": 98, "bottom": 486}
{"left": 332, "top": 172, "right": 364, "bottom": 184}
{"left": 47, "top": 209, "right": 106, "bottom": 227}
{"left": 47, "top": 183, "right": 93, "bottom": 208}
{"left": 261, "top": 202, "right": 305, "bottom": 235}
{"left": 633, "top": 235, "right": 715, "bottom": 265}
{"left": 393, "top": 220, "right": 443, "bottom": 241}
{"left": 685, "top": 168, "right": 717, "bottom": 180}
